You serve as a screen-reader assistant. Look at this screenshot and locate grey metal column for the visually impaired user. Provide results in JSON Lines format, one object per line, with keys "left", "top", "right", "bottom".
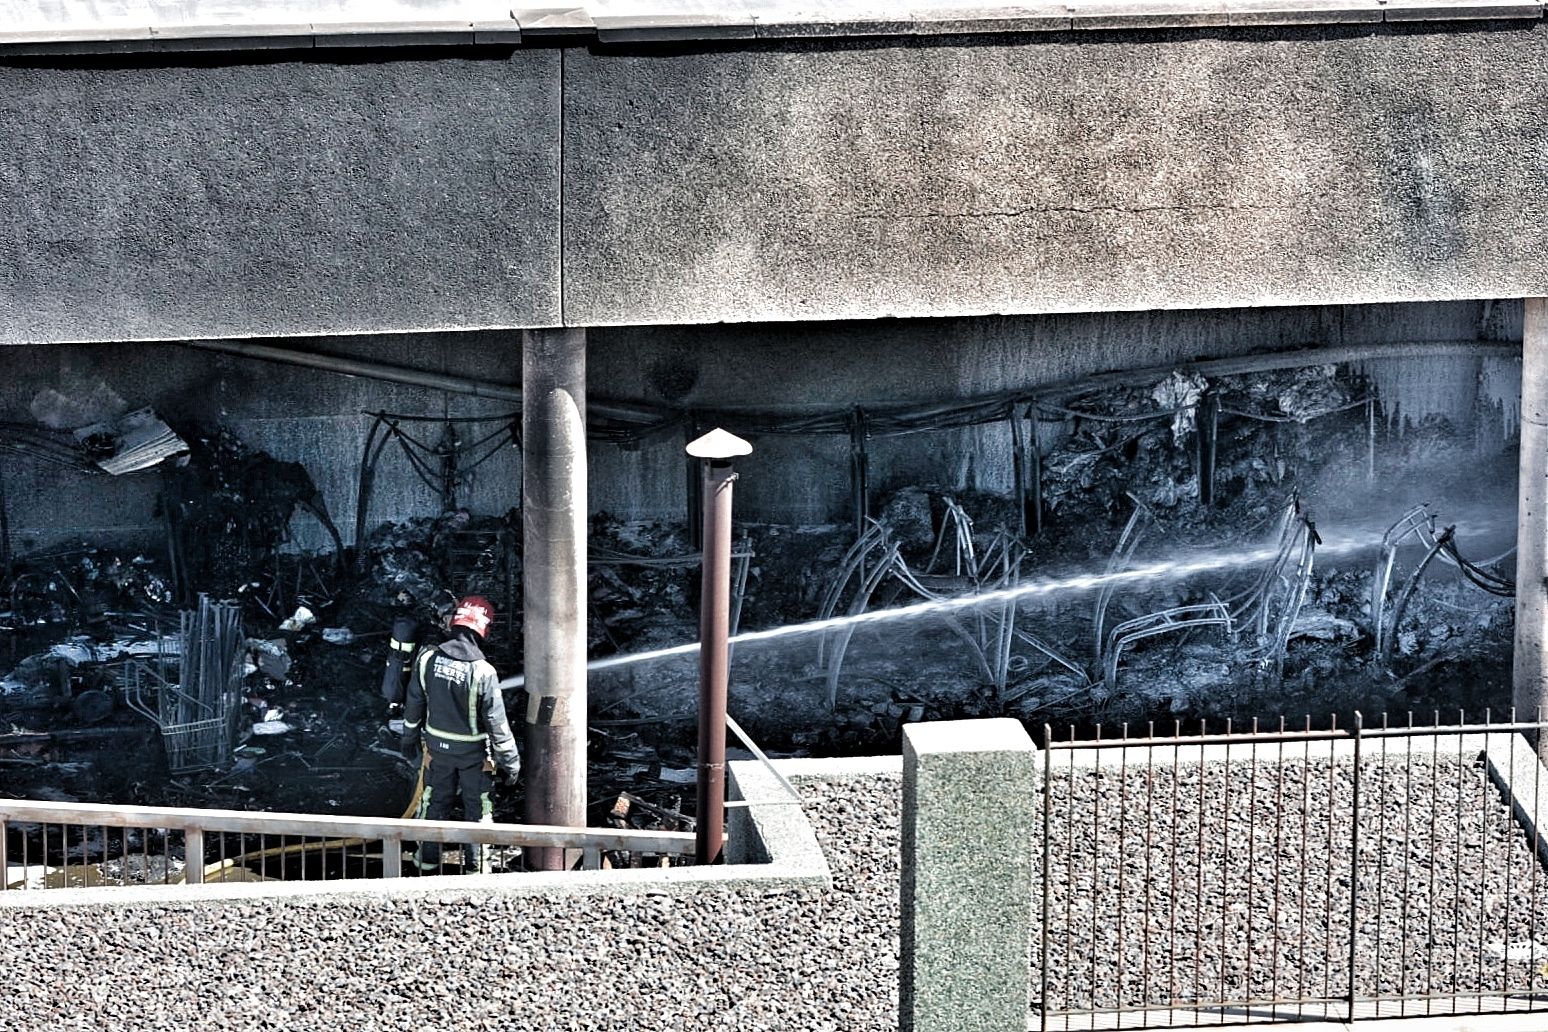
{"left": 1516, "top": 298, "right": 1548, "bottom": 742}
{"left": 522, "top": 327, "right": 587, "bottom": 870}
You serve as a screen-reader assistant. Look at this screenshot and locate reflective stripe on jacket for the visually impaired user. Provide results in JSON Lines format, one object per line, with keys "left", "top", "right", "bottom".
{"left": 400, "top": 634, "right": 520, "bottom": 776}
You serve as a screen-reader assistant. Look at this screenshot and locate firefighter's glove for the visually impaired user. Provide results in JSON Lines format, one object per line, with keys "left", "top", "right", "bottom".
{"left": 499, "top": 767, "right": 520, "bottom": 788}
{"left": 400, "top": 740, "right": 420, "bottom": 762}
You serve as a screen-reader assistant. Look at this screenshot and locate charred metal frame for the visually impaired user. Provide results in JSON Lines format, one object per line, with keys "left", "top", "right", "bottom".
{"left": 815, "top": 505, "right": 1082, "bottom": 710}
{"left": 1373, "top": 504, "right": 1515, "bottom": 676}
{"left": 816, "top": 493, "right": 1325, "bottom": 709}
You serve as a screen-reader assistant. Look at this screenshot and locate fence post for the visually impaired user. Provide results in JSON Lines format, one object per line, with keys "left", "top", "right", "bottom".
{"left": 183, "top": 827, "right": 204, "bottom": 885}
{"left": 1347, "top": 711, "right": 1363, "bottom": 1022}
{"left": 901, "top": 718, "right": 1037, "bottom": 1032}
{"left": 382, "top": 835, "right": 402, "bottom": 878}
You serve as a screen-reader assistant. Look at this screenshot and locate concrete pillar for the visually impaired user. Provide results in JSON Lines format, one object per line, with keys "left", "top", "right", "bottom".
{"left": 901, "top": 718, "right": 1037, "bottom": 1032}
{"left": 1518, "top": 299, "right": 1548, "bottom": 738}
{"left": 522, "top": 327, "right": 587, "bottom": 870}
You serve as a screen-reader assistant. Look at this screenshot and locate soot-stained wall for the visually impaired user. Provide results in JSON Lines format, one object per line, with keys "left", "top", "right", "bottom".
{"left": 586, "top": 300, "right": 1514, "bottom": 522}
{"left": 0, "top": 300, "right": 1511, "bottom": 555}
{"left": 0, "top": 334, "right": 522, "bottom": 554}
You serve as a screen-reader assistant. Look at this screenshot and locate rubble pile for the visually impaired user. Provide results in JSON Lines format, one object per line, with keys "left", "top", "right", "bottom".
{"left": 161, "top": 428, "right": 342, "bottom": 598}
{"left": 808, "top": 363, "right": 1517, "bottom": 734}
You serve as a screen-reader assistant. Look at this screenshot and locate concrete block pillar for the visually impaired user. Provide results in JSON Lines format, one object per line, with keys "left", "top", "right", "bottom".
{"left": 522, "top": 327, "right": 587, "bottom": 870}
{"left": 901, "top": 718, "right": 1037, "bottom": 1032}
{"left": 1517, "top": 299, "right": 1548, "bottom": 743}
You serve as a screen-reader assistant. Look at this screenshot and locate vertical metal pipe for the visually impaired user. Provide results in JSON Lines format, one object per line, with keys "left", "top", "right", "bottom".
{"left": 1116, "top": 723, "right": 1128, "bottom": 1010}
{"left": 1029, "top": 410, "right": 1045, "bottom": 537}
{"left": 1141, "top": 721, "right": 1155, "bottom": 1017}
{"left": 1219, "top": 720, "right": 1231, "bottom": 1020}
{"left": 1298, "top": 717, "right": 1312, "bottom": 1018}
{"left": 1195, "top": 719, "right": 1207, "bottom": 1011}
{"left": 1400, "top": 713, "right": 1415, "bottom": 1003}
{"left": 1090, "top": 723, "right": 1102, "bottom": 1013}
{"left": 1426, "top": 711, "right": 1440, "bottom": 1013}
{"left": 1453, "top": 710, "right": 1465, "bottom": 1015}
{"left": 695, "top": 458, "right": 735, "bottom": 865}
{"left": 1270, "top": 721, "right": 1285, "bottom": 1020}
{"left": 1374, "top": 713, "right": 1388, "bottom": 1015}
{"left": 1196, "top": 391, "right": 1219, "bottom": 508}
{"left": 1065, "top": 725, "right": 1076, "bottom": 1015}
{"left": 1169, "top": 721, "right": 1181, "bottom": 1013}
{"left": 1476, "top": 711, "right": 1491, "bottom": 1001}
{"left": 1040, "top": 725, "right": 1053, "bottom": 1032}
{"left": 1515, "top": 298, "right": 1548, "bottom": 753}
{"left": 1535, "top": 708, "right": 1545, "bottom": 1008}
{"left": 849, "top": 408, "right": 869, "bottom": 539}
{"left": 522, "top": 327, "right": 589, "bottom": 871}
{"left": 1011, "top": 408, "right": 1028, "bottom": 539}
{"left": 1348, "top": 711, "right": 1364, "bottom": 1022}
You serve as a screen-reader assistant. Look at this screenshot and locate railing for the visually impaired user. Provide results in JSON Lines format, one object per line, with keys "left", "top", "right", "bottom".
{"left": 0, "top": 798, "right": 699, "bottom": 889}
{"left": 1036, "top": 713, "right": 1548, "bottom": 1029}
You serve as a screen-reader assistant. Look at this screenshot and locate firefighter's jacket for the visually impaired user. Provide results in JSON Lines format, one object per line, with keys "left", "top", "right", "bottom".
{"left": 401, "top": 635, "right": 520, "bottom": 777}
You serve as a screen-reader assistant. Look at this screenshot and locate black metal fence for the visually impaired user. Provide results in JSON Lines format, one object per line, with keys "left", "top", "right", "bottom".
{"left": 1036, "top": 714, "right": 1548, "bottom": 1029}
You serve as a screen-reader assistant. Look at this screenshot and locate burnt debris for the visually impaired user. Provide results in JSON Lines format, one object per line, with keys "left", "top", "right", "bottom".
{"left": 0, "top": 358, "right": 1522, "bottom": 833}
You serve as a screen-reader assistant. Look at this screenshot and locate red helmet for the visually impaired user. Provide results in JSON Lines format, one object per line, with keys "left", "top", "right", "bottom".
{"left": 450, "top": 595, "right": 495, "bottom": 638}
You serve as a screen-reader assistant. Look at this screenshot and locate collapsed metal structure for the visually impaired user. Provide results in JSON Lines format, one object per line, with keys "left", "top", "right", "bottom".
{"left": 816, "top": 497, "right": 1324, "bottom": 712}
{"left": 122, "top": 595, "right": 244, "bottom": 774}
{"left": 1373, "top": 504, "right": 1516, "bottom": 676}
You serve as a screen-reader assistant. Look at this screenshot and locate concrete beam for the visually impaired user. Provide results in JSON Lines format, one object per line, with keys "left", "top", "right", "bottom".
{"left": 1, "top": 0, "right": 1544, "bottom": 54}
{"left": 0, "top": 52, "right": 561, "bottom": 343}
{"left": 9, "top": 26, "right": 1548, "bottom": 338}
{"left": 900, "top": 718, "right": 1037, "bottom": 1032}
{"left": 562, "top": 27, "right": 1548, "bottom": 325}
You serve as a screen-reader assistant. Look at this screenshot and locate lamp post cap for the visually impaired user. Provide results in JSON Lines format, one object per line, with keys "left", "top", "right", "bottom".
{"left": 685, "top": 427, "right": 752, "bottom": 460}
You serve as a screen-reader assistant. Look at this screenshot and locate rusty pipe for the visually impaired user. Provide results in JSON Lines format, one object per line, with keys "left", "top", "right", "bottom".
{"left": 696, "top": 459, "right": 735, "bottom": 865}
{"left": 687, "top": 428, "right": 751, "bottom": 865}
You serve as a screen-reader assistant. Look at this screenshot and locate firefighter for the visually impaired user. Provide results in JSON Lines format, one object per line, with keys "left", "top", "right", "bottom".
{"left": 399, "top": 594, "right": 520, "bottom": 871}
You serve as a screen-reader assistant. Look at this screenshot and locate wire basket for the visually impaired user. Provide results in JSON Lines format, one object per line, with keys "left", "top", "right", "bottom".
{"left": 160, "top": 717, "right": 231, "bottom": 775}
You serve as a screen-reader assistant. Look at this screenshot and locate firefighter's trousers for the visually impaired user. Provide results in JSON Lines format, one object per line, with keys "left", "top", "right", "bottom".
{"left": 413, "top": 754, "right": 493, "bottom": 871}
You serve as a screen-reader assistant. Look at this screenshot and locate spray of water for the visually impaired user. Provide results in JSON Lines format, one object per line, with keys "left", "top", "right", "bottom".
{"left": 496, "top": 520, "right": 1418, "bottom": 690}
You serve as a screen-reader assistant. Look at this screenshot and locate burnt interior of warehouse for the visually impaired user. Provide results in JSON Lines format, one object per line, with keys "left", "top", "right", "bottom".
{"left": 0, "top": 301, "right": 1524, "bottom": 868}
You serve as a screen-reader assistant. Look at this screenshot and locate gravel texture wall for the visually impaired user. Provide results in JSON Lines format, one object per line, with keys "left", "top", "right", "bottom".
{"left": 0, "top": 774, "right": 903, "bottom": 1032}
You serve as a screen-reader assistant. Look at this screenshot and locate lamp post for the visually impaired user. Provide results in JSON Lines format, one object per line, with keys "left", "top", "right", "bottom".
{"left": 686, "top": 427, "right": 752, "bottom": 865}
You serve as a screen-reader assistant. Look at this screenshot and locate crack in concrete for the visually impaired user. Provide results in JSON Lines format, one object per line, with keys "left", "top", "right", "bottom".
{"left": 821, "top": 203, "right": 1296, "bottom": 219}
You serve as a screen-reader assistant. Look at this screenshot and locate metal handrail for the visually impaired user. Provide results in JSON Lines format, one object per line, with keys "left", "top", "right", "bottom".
{"left": 725, "top": 712, "right": 803, "bottom": 807}
{"left": 0, "top": 798, "right": 697, "bottom": 856}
